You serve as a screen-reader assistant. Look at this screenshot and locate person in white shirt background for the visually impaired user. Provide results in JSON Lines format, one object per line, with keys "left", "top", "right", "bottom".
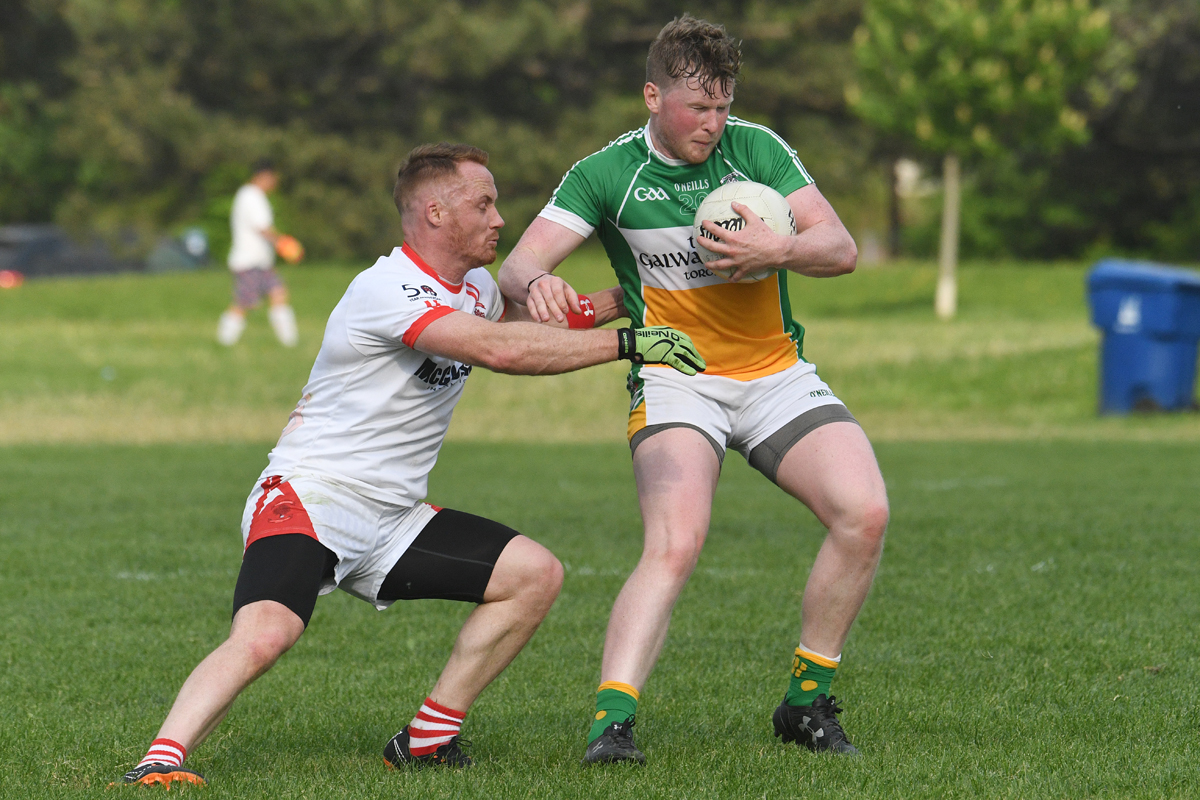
{"left": 217, "top": 158, "right": 300, "bottom": 347}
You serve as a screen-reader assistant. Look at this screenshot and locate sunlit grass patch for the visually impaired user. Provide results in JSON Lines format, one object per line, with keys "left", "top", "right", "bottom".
{"left": 2, "top": 256, "right": 1198, "bottom": 443}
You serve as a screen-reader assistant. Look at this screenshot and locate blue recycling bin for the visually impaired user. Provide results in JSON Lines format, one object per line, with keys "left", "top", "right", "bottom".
{"left": 1087, "top": 259, "right": 1200, "bottom": 413}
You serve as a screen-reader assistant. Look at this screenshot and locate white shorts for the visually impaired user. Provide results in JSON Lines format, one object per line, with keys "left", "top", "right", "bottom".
{"left": 240, "top": 474, "right": 439, "bottom": 610}
{"left": 627, "top": 361, "right": 857, "bottom": 481}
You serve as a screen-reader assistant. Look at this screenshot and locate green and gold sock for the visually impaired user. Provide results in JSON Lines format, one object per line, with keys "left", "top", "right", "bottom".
{"left": 785, "top": 646, "right": 839, "bottom": 707}
{"left": 587, "top": 681, "right": 639, "bottom": 744}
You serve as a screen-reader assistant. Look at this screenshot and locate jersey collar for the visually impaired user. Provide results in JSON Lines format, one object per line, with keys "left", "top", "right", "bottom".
{"left": 400, "top": 242, "right": 463, "bottom": 294}
{"left": 644, "top": 124, "right": 690, "bottom": 167}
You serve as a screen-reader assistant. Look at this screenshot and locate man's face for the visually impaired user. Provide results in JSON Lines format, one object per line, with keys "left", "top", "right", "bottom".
{"left": 645, "top": 77, "right": 733, "bottom": 164}
{"left": 442, "top": 161, "right": 504, "bottom": 267}
{"left": 254, "top": 170, "right": 279, "bottom": 193}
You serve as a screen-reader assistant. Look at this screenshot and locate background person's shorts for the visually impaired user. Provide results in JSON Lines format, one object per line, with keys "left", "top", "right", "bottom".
{"left": 240, "top": 474, "right": 443, "bottom": 610}
{"left": 232, "top": 266, "right": 284, "bottom": 308}
{"left": 627, "top": 360, "right": 857, "bottom": 479}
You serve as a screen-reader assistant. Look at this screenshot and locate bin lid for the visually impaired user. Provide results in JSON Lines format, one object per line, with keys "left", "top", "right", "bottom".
{"left": 1088, "top": 259, "right": 1200, "bottom": 293}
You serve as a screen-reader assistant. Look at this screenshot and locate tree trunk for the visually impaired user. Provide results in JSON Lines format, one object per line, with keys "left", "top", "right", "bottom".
{"left": 888, "top": 159, "right": 903, "bottom": 258}
{"left": 935, "top": 152, "right": 960, "bottom": 320}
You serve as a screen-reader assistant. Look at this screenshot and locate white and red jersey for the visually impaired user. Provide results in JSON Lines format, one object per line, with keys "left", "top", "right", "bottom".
{"left": 260, "top": 242, "right": 505, "bottom": 506}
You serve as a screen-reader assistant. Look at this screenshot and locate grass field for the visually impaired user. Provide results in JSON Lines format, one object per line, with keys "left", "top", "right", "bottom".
{"left": 2, "top": 257, "right": 1199, "bottom": 798}
{"left": 2, "top": 441, "right": 1198, "bottom": 798}
{"left": 3, "top": 251, "right": 1198, "bottom": 444}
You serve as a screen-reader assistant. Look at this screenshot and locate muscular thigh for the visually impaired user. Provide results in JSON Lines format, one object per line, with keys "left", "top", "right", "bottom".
{"left": 773, "top": 421, "right": 888, "bottom": 529}
{"left": 632, "top": 426, "right": 721, "bottom": 548}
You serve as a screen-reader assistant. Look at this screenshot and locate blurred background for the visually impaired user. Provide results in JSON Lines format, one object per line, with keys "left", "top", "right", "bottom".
{"left": 2, "top": 0, "right": 1197, "bottom": 263}
{"left": 1, "top": 0, "right": 1199, "bottom": 445}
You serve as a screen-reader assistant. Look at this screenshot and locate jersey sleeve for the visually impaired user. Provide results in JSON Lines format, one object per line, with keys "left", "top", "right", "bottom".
{"left": 728, "top": 119, "right": 814, "bottom": 198}
{"left": 344, "top": 272, "right": 455, "bottom": 356}
{"left": 465, "top": 268, "right": 507, "bottom": 323}
{"left": 538, "top": 156, "right": 608, "bottom": 238}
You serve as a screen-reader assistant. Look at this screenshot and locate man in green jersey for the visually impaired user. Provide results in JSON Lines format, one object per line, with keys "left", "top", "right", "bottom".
{"left": 499, "top": 16, "right": 888, "bottom": 762}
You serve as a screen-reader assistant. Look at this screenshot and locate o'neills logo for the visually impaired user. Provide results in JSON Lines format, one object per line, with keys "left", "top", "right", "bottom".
{"left": 415, "top": 358, "right": 472, "bottom": 388}
{"left": 674, "top": 179, "right": 710, "bottom": 192}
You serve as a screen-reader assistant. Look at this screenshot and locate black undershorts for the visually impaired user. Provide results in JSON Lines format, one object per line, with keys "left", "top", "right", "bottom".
{"left": 231, "top": 508, "right": 520, "bottom": 626}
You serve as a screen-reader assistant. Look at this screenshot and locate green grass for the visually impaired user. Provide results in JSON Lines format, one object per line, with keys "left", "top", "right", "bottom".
{"left": 2, "top": 253, "right": 1198, "bottom": 443}
{"left": 1, "top": 441, "right": 1198, "bottom": 798}
{"left": 3, "top": 259, "right": 1198, "bottom": 797}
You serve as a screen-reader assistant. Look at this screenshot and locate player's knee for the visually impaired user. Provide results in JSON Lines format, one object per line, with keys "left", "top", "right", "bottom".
{"left": 237, "top": 628, "right": 295, "bottom": 672}
{"left": 536, "top": 552, "right": 564, "bottom": 607}
{"left": 646, "top": 537, "right": 703, "bottom": 582}
{"left": 849, "top": 498, "right": 889, "bottom": 551}
{"left": 502, "top": 539, "right": 563, "bottom": 609}
{"left": 524, "top": 546, "right": 563, "bottom": 606}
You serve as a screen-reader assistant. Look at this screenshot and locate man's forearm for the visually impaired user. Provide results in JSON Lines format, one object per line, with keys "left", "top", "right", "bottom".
{"left": 498, "top": 245, "right": 548, "bottom": 303}
{"left": 588, "top": 287, "right": 627, "bottom": 325}
{"left": 503, "top": 287, "right": 625, "bottom": 327}
{"left": 781, "top": 222, "right": 857, "bottom": 278}
{"left": 484, "top": 324, "right": 619, "bottom": 375}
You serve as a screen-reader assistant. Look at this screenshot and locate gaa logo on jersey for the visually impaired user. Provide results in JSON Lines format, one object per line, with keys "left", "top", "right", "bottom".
{"left": 634, "top": 187, "right": 670, "bottom": 202}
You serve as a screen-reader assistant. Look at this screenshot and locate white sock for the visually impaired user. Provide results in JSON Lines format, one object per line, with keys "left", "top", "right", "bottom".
{"left": 798, "top": 642, "right": 842, "bottom": 663}
{"left": 269, "top": 304, "right": 298, "bottom": 347}
{"left": 217, "top": 310, "right": 245, "bottom": 346}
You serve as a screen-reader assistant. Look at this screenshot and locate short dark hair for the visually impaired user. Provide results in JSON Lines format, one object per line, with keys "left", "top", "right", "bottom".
{"left": 646, "top": 15, "right": 742, "bottom": 97}
{"left": 251, "top": 157, "right": 276, "bottom": 175}
{"left": 393, "top": 142, "right": 490, "bottom": 218}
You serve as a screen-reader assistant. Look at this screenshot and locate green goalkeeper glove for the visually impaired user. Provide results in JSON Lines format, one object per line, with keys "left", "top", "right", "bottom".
{"left": 617, "top": 326, "right": 706, "bottom": 376}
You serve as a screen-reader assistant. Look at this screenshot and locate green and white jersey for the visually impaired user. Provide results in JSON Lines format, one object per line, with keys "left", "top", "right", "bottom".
{"left": 541, "top": 118, "right": 813, "bottom": 381}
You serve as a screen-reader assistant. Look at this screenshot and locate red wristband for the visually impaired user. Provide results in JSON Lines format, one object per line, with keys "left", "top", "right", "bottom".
{"left": 566, "top": 295, "right": 597, "bottom": 329}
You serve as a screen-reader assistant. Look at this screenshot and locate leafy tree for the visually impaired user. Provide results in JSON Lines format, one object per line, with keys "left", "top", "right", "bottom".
{"left": 0, "top": 0, "right": 76, "bottom": 223}
{"left": 849, "top": 0, "right": 1110, "bottom": 316}
{"left": 1014, "top": 0, "right": 1200, "bottom": 260}
{"left": 7, "top": 1, "right": 873, "bottom": 259}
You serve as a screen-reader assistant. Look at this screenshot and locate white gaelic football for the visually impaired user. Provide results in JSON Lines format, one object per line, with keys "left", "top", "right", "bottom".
{"left": 693, "top": 181, "right": 796, "bottom": 283}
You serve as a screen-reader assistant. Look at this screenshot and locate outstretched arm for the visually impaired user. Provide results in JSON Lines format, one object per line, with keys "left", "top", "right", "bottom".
{"left": 414, "top": 311, "right": 704, "bottom": 377}
{"left": 498, "top": 217, "right": 588, "bottom": 324}
{"left": 700, "top": 184, "right": 857, "bottom": 283}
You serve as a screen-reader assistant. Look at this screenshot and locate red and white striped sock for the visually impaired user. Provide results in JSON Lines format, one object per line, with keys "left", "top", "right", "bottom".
{"left": 407, "top": 698, "right": 465, "bottom": 757}
{"left": 136, "top": 738, "right": 187, "bottom": 769}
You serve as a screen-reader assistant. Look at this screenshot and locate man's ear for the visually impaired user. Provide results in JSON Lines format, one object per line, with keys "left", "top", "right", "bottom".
{"left": 424, "top": 199, "right": 444, "bottom": 228}
{"left": 644, "top": 82, "right": 661, "bottom": 114}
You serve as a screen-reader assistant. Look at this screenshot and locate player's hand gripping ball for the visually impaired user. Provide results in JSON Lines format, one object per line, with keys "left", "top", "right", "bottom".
{"left": 275, "top": 234, "right": 305, "bottom": 264}
{"left": 693, "top": 181, "right": 796, "bottom": 283}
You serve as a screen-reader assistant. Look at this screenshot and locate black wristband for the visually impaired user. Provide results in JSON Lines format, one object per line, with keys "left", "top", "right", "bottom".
{"left": 617, "top": 328, "right": 634, "bottom": 361}
{"left": 527, "top": 273, "right": 550, "bottom": 291}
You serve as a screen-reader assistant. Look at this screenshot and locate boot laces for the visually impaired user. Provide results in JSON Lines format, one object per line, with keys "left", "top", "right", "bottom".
{"left": 809, "top": 695, "right": 848, "bottom": 742}
{"left": 435, "top": 736, "right": 472, "bottom": 763}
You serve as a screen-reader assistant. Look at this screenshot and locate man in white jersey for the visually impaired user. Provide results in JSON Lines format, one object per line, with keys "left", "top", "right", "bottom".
{"left": 499, "top": 16, "right": 888, "bottom": 762}
{"left": 120, "top": 143, "right": 704, "bottom": 788}
{"left": 217, "top": 158, "right": 301, "bottom": 348}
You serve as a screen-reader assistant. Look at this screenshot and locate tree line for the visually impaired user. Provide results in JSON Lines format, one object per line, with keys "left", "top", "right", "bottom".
{"left": 1, "top": 0, "right": 1197, "bottom": 263}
